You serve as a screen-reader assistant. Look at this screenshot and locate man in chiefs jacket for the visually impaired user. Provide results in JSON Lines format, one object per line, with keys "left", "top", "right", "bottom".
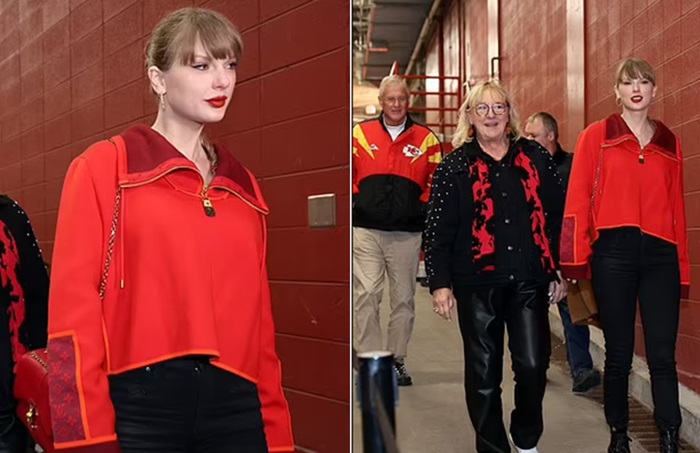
{"left": 353, "top": 75, "right": 442, "bottom": 385}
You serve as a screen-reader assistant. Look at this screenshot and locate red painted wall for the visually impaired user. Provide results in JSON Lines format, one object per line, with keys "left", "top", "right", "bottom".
{"left": 426, "top": 0, "right": 700, "bottom": 394}
{"left": 0, "top": 0, "right": 350, "bottom": 451}
{"left": 500, "top": 1, "right": 571, "bottom": 149}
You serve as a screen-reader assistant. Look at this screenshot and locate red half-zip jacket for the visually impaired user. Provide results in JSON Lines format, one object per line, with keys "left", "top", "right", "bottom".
{"left": 47, "top": 125, "right": 294, "bottom": 452}
{"left": 560, "top": 114, "right": 690, "bottom": 297}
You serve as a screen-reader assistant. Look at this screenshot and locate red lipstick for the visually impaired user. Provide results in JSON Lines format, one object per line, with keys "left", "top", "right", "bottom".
{"left": 206, "top": 96, "right": 227, "bottom": 108}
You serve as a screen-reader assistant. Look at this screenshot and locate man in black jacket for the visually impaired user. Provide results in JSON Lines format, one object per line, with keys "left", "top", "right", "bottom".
{"left": 524, "top": 112, "right": 601, "bottom": 394}
{"left": 0, "top": 195, "right": 49, "bottom": 452}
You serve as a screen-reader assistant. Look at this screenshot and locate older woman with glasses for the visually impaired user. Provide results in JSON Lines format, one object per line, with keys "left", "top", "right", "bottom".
{"left": 424, "top": 81, "right": 566, "bottom": 453}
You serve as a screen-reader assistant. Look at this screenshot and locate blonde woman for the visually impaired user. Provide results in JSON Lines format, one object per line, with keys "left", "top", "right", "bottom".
{"left": 561, "top": 58, "right": 689, "bottom": 453}
{"left": 46, "top": 8, "right": 293, "bottom": 452}
{"left": 424, "top": 81, "right": 566, "bottom": 453}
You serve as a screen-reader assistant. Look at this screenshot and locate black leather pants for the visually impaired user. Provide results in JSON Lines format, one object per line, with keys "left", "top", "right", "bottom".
{"left": 454, "top": 281, "right": 551, "bottom": 453}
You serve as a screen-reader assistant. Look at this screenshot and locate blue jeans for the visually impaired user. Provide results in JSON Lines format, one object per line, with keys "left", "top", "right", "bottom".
{"left": 557, "top": 298, "right": 593, "bottom": 377}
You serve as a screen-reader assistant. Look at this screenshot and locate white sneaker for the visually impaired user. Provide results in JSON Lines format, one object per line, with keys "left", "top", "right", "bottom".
{"left": 508, "top": 432, "right": 539, "bottom": 452}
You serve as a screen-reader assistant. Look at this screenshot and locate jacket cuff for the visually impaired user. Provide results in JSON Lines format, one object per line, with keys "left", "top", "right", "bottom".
{"left": 681, "top": 284, "right": 690, "bottom": 300}
{"left": 428, "top": 279, "right": 452, "bottom": 295}
{"left": 56, "top": 440, "right": 121, "bottom": 453}
{"left": 560, "top": 263, "right": 589, "bottom": 281}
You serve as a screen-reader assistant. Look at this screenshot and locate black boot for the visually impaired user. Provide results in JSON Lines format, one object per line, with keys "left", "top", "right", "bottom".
{"left": 608, "top": 429, "right": 630, "bottom": 453}
{"left": 660, "top": 427, "right": 679, "bottom": 453}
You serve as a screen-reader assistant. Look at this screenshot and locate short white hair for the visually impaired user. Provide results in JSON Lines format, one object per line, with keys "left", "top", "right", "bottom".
{"left": 378, "top": 75, "right": 409, "bottom": 99}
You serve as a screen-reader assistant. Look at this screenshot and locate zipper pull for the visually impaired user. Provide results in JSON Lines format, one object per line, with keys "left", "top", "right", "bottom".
{"left": 638, "top": 152, "right": 645, "bottom": 164}
{"left": 202, "top": 197, "right": 216, "bottom": 217}
{"left": 201, "top": 185, "right": 216, "bottom": 217}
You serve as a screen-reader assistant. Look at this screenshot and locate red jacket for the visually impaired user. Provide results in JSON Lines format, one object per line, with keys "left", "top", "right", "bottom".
{"left": 560, "top": 114, "right": 690, "bottom": 296}
{"left": 352, "top": 114, "right": 442, "bottom": 231}
{"left": 47, "top": 125, "right": 293, "bottom": 452}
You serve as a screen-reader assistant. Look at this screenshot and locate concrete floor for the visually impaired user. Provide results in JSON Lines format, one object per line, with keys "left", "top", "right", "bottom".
{"left": 353, "top": 285, "right": 648, "bottom": 452}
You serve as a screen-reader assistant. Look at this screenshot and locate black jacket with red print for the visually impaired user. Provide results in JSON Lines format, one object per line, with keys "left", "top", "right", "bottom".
{"left": 0, "top": 195, "right": 49, "bottom": 412}
{"left": 424, "top": 137, "right": 566, "bottom": 292}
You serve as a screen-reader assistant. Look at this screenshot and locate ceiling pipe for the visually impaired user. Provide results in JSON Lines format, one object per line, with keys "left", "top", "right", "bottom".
{"left": 405, "top": 0, "right": 444, "bottom": 77}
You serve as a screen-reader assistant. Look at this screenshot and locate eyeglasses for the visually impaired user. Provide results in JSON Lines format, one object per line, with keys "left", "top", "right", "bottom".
{"left": 383, "top": 96, "right": 408, "bottom": 105}
{"left": 472, "top": 102, "right": 508, "bottom": 117}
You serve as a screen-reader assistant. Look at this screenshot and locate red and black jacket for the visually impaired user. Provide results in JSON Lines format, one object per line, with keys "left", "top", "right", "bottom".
{"left": 352, "top": 114, "right": 442, "bottom": 232}
{"left": 424, "top": 138, "right": 566, "bottom": 292}
{"left": 0, "top": 196, "right": 49, "bottom": 413}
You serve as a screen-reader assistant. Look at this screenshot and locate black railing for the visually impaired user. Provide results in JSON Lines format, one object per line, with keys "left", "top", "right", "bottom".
{"left": 354, "top": 349, "right": 401, "bottom": 453}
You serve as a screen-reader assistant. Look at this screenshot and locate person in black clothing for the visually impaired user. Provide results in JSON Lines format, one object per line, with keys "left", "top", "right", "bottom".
{"left": 524, "top": 112, "right": 602, "bottom": 394}
{"left": 424, "top": 81, "right": 566, "bottom": 453}
{"left": 0, "top": 196, "right": 49, "bottom": 453}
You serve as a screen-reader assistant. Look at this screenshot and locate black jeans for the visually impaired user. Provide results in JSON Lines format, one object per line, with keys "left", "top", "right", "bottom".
{"left": 592, "top": 227, "right": 682, "bottom": 431}
{"left": 454, "top": 281, "right": 551, "bottom": 452}
{"left": 109, "top": 356, "right": 268, "bottom": 452}
{"left": 0, "top": 410, "right": 26, "bottom": 453}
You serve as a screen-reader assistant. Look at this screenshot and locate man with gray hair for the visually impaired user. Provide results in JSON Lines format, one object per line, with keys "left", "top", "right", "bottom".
{"left": 524, "top": 111, "right": 602, "bottom": 394}
{"left": 352, "top": 75, "right": 442, "bottom": 385}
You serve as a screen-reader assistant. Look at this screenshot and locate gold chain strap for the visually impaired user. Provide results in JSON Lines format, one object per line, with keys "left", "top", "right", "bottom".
{"left": 97, "top": 139, "right": 122, "bottom": 301}
{"left": 98, "top": 187, "right": 121, "bottom": 301}
{"left": 590, "top": 147, "right": 603, "bottom": 211}
{"left": 29, "top": 350, "right": 47, "bottom": 369}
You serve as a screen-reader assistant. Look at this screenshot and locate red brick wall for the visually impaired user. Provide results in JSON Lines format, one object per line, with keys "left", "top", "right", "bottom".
{"left": 428, "top": 0, "right": 700, "bottom": 393}
{"left": 0, "top": 0, "right": 349, "bottom": 450}
{"left": 468, "top": 0, "right": 489, "bottom": 83}
{"left": 499, "top": 1, "right": 572, "bottom": 149}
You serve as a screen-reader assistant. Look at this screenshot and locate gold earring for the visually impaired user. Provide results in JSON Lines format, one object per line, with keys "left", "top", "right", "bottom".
{"left": 615, "top": 97, "right": 622, "bottom": 107}
{"left": 159, "top": 92, "right": 166, "bottom": 111}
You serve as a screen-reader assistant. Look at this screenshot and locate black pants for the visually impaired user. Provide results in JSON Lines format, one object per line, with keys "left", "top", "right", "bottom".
{"left": 454, "top": 281, "right": 551, "bottom": 453}
{"left": 109, "top": 356, "right": 268, "bottom": 452}
{"left": 592, "top": 228, "right": 682, "bottom": 431}
{"left": 0, "top": 410, "right": 27, "bottom": 453}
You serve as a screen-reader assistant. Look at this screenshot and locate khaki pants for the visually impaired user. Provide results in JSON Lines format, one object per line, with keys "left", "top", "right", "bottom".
{"left": 353, "top": 227, "right": 422, "bottom": 360}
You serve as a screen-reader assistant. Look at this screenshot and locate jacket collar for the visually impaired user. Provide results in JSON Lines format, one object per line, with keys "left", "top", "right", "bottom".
{"left": 118, "top": 125, "right": 267, "bottom": 213}
{"left": 461, "top": 136, "right": 523, "bottom": 163}
{"left": 604, "top": 113, "right": 676, "bottom": 156}
{"left": 552, "top": 143, "right": 569, "bottom": 164}
{"left": 377, "top": 112, "right": 415, "bottom": 137}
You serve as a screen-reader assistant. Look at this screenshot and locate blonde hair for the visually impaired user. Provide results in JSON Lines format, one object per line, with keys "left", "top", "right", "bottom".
{"left": 378, "top": 75, "right": 409, "bottom": 99}
{"left": 146, "top": 7, "right": 243, "bottom": 72}
{"left": 614, "top": 58, "right": 656, "bottom": 86}
{"left": 452, "top": 80, "right": 521, "bottom": 148}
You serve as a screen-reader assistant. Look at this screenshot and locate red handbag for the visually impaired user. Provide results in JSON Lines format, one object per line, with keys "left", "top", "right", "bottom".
{"left": 13, "top": 170, "right": 121, "bottom": 451}
{"left": 14, "top": 349, "right": 54, "bottom": 452}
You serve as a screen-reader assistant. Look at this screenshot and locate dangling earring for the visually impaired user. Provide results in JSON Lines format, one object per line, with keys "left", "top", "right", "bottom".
{"left": 615, "top": 97, "right": 622, "bottom": 107}
{"left": 159, "top": 92, "right": 166, "bottom": 111}
{"left": 505, "top": 124, "right": 512, "bottom": 135}
{"left": 467, "top": 124, "right": 475, "bottom": 137}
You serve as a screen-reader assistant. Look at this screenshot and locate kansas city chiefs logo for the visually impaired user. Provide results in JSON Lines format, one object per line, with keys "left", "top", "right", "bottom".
{"left": 402, "top": 144, "right": 423, "bottom": 157}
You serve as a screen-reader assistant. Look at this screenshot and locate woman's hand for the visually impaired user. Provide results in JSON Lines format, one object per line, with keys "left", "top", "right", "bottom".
{"left": 549, "top": 271, "right": 568, "bottom": 305}
{"left": 432, "top": 287, "right": 456, "bottom": 321}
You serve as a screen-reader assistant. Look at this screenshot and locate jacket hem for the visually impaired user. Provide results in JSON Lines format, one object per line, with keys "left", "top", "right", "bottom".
{"left": 352, "top": 222, "right": 424, "bottom": 233}
{"left": 55, "top": 438, "right": 120, "bottom": 453}
{"left": 560, "top": 263, "right": 589, "bottom": 280}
